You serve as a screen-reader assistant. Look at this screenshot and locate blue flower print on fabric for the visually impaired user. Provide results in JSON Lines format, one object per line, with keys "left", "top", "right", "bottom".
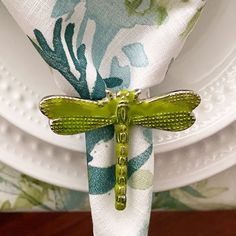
{"left": 30, "top": 16, "right": 153, "bottom": 195}
{"left": 122, "top": 43, "right": 149, "bottom": 67}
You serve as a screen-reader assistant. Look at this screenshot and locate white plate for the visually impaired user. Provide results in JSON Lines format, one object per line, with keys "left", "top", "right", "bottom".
{"left": 1, "top": 0, "right": 236, "bottom": 154}
{"left": 1, "top": 111, "right": 236, "bottom": 192}
{"left": 151, "top": 0, "right": 236, "bottom": 152}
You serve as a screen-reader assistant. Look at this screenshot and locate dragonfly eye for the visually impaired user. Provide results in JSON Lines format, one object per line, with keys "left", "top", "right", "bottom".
{"left": 134, "top": 89, "right": 141, "bottom": 99}
{"left": 106, "top": 90, "right": 113, "bottom": 99}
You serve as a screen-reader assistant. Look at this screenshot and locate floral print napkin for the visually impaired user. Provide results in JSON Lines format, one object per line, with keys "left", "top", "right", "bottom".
{"left": 2, "top": 0, "right": 207, "bottom": 235}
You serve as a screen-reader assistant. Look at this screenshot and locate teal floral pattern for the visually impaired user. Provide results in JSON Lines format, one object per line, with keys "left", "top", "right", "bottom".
{"left": 0, "top": 161, "right": 234, "bottom": 212}
{"left": 30, "top": 18, "right": 122, "bottom": 100}
{"left": 52, "top": 0, "right": 155, "bottom": 68}
{"left": 51, "top": 0, "right": 161, "bottom": 94}
{"left": 152, "top": 180, "right": 229, "bottom": 211}
{"left": 0, "top": 163, "right": 89, "bottom": 211}
{"left": 29, "top": 4, "right": 155, "bottom": 196}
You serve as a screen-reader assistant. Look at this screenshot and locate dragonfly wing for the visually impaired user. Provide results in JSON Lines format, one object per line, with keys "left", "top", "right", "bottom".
{"left": 40, "top": 96, "right": 116, "bottom": 119}
{"left": 50, "top": 117, "right": 115, "bottom": 135}
{"left": 40, "top": 96, "right": 117, "bottom": 135}
{"left": 132, "top": 111, "right": 195, "bottom": 131}
{"left": 131, "top": 90, "right": 200, "bottom": 131}
{"left": 154, "top": 90, "right": 201, "bottom": 110}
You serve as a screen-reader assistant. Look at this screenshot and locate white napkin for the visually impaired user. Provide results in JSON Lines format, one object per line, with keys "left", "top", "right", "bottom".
{"left": 2, "top": 1, "right": 207, "bottom": 235}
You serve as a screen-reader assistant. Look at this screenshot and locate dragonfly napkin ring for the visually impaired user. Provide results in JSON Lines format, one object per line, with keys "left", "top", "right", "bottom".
{"left": 39, "top": 89, "right": 200, "bottom": 210}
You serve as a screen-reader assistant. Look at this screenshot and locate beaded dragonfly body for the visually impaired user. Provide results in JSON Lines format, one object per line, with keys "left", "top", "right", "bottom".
{"left": 40, "top": 89, "right": 200, "bottom": 210}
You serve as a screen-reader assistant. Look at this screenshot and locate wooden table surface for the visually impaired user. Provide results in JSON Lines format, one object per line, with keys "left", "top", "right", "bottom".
{"left": 0, "top": 211, "right": 236, "bottom": 235}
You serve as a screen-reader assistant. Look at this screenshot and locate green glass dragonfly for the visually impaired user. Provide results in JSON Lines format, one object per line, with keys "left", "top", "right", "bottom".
{"left": 40, "top": 89, "right": 200, "bottom": 211}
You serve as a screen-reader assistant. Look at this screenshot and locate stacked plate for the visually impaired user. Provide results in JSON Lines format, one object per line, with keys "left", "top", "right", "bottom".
{"left": 1, "top": 0, "right": 236, "bottom": 192}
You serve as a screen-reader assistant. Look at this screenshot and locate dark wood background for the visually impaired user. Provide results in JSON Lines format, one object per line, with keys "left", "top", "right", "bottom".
{"left": 0, "top": 211, "right": 236, "bottom": 235}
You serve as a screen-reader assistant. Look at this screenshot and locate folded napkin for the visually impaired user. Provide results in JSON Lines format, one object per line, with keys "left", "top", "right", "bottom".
{"left": 2, "top": 0, "right": 207, "bottom": 235}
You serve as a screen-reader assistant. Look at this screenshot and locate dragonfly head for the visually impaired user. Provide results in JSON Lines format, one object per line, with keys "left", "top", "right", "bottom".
{"left": 105, "top": 89, "right": 114, "bottom": 100}
{"left": 116, "top": 89, "right": 141, "bottom": 102}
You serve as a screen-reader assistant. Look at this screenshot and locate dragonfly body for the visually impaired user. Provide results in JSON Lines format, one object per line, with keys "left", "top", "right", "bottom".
{"left": 40, "top": 89, "right": 200, "bottom": 211}
{"left": 114, "top": 90, "right": 139, "bottom": 210}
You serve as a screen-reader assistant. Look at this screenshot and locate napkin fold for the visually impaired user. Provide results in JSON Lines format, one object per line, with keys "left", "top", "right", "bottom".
{"left": 2, "top": 0, "right": 207, "bottom": 235}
